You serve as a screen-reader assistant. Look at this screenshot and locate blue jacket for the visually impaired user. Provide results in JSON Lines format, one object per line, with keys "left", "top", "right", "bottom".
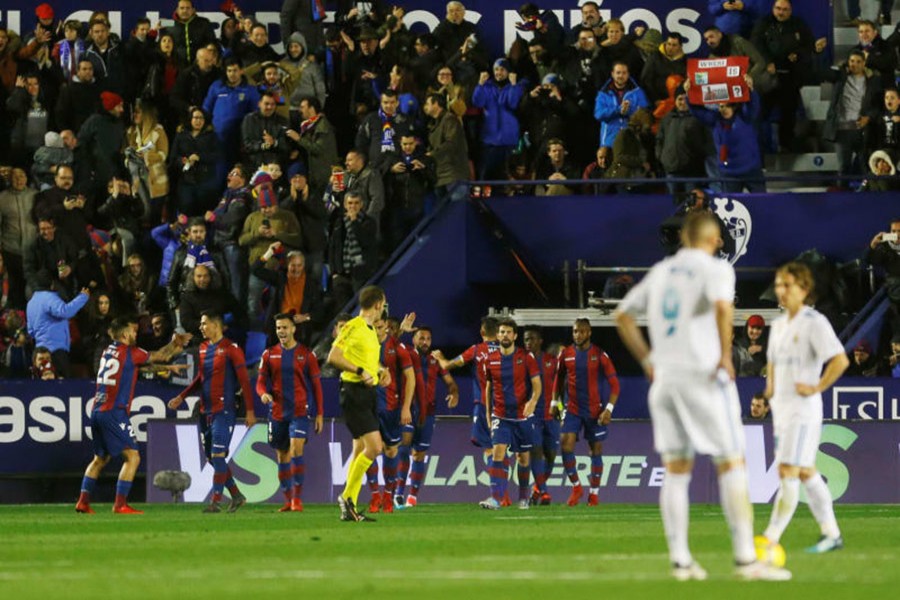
{"left": 472, "top": 79, "right": 525, "bottom": 147}
{"left": 690, "top": 91, "right": 762, "bottom": 176}
{"left": 202, "top": 78, "right": 260, "bottom": 136}
{"left": 593, "top": 78, "right": 649, "bottom": 148}
{"left": 26, "top": 290, "right": 89, "bottom": 353}
{"left": 151, "top": 223, "right": 183, "bottom": 287}
{"left": 708, "top": 0, "right": 764, "bottom": 37}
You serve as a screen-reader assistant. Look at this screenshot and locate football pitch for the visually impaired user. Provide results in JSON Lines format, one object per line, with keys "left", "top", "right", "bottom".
{"left": 1, "top": 503, "right": 897, "bottom": 599}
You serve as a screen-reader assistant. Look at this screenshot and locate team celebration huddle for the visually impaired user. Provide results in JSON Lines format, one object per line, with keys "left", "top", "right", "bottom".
{"left": 74, "top": 211, "right": 848, "bottom": 581}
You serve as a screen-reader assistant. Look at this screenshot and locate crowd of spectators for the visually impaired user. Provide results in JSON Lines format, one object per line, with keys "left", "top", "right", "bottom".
{"left": 0, "top": 0, "right": 899, "bottom": 378}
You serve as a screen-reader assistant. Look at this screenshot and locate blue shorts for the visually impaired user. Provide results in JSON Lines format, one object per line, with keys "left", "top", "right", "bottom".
{"left": 91, "top": 410, "right": 137, "bottom": 458}
{"left": 200, "top": 412, "right": 236, "bottom": 459}
{"left": 562, "top": 413, "right": 608, "bottom": 443}
{"left": 491, "top": 418, "right": 533, "bottom": 453}
{"left": 378, "top": 408, "right": 402, "bottom": 446}
{"left": 471, "top": 403, "right": 492, "bottom": 448}
{"left": 268, "top": 416, "right": 310, "bottom": 451}
{"left": 412, "top": 415, "right": 436, "bottom": 452}
{"left": 531, "top": 418, "right": 561, "bottom": 453}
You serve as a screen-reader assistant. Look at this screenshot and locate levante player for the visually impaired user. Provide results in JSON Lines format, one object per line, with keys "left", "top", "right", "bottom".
{"left": 76, "top": 315, "right": 190, "bottom": 514}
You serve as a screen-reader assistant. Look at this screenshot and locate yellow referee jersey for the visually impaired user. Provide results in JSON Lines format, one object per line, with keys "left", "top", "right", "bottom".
{"left": 333, "top": 316, "right": 381, "bottom": 383}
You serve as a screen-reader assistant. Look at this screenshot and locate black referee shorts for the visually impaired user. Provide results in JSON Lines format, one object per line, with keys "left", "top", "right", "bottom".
{"left": 340, "top": 381, "right": 379, "bottom": 439}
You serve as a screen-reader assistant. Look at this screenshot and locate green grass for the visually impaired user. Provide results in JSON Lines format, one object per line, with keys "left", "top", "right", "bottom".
{"left": 0, "top": 503, "right": 898, "bottom": 599}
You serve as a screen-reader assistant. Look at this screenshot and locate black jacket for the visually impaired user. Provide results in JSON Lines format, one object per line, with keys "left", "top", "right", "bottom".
{"left": 169, "top": 127, "right": 223, "bottom": 185}
{"left": 167, "top": 15, "right": 217, "bottom": 67}
{"left": 166, "top": 243, "right": 230, "bottom": 310}
{"left": 327, "top": 213, "right": 377, "bottom": 282}
{"left": 171, "top": 65, "right": 222, "bottom": 121}
{"left": 385, "top": 152, "right": 436, "bottom": 213}
{"left": 280, "top": 189, "right": 328, "bottom": 255}
{"left": 241, "top": 111, "right": 290, "bottom": 166}
{"left": 55, "top": 79, "right": 101, "bottom": 133}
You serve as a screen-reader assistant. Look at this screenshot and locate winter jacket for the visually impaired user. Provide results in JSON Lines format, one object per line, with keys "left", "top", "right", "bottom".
{"left": 250, "top": 257, "right": 324, "bottom": 340}
{"left": 385, "top": 152, "right": 436, "bottom": 213}
{"left": 355, "top": 110, "right": 414, "bottom": 174}
{"left": 472, "top": 79, "right": 525, "bottom": 147}
{"left": 345, "top": 166, "right": 385, "bottom": 219}
{"left": 166, "top": 243, "right": 230, "bottom": 310}
{"left": 819, "top": 64, "right": 883, "bottom": 143}
{"left": 202, "top": 78, "right": 261, "bottom": 138}
{"left": 210, "top": 187, "right": 252, "bottom": 248}
{"left": 280, "top": 0, "right": 326, "bottom": 56}
{"left": 241, "top": 111, "right": 289, "bottom": 167}
{"left": 238, "top": 42, "right": 281, "bottom": 69}
{"left": 281, "top": 38, "right": 327, "bottom": 108}
{"left": 239, "top": 209, "right": 303, "bottom": 265}
{"left": 169, "top": 127, "right": 223, "bottom": 186}
{"left": 656, "top": 109, "right": 709, "bottom": 175}
{"left": 83, "top": 42, "right": 127, "bottom": 96}
{"left": 126, "top": 123, "right": 170, "bottom": 199}
{"left": 296, "top": 114, "right": 339, "bottom": 193}
{"left": 97, "top": 193, "right": 144, "bottom": 235}
{"left": 593, "top": 78, "right": 649, "bottom": 148}
{"left": 55, "top": 78, "right": 101, "bottom": 132}
{"left": 280, "top": 188, "right": 328, "bottom": 256}
{"left": 750, "top": 13, "right": 815, "bottom": 76}
{"left": 708, "top": 0, "right": 765, "bottom": 37}
{"left": 33, "top": 186, "right": 94, "bottom": 252}
{"left": 167, "top": 14, "right": 217, "bottom": 66}
{"left": 520, "top": 88, "right": 579, "bottom": 154}
{"left": 690, "top": 91, "right": 762, "bottom": 176}
{"left": 32, "top": 146, "right": 73, "bottom": 188}
{"left": 179, "top": 279, "right": 244, "bottom": 337}
{"left": 428, "top": 109, "right": 469, "bottom": 186}
{"left": 6, "top": 88, "right": 50, "bottom": 152}
{"left": 151, "top": 223, "right": 183, "bottom": 287}
{"left": 640, "top": 44, "right": 687, "bottom": 103}
{"left": 0, "top": 187, "right": 37, "bottom": 254}
{"left": 327, "top": 213, "right": 377, "bottom": 282}
{"left": 171, "top": 65, "right": 222, "bottom": 121}
{"left": 77, "top": 111, "right": 125, "bottom": 190}
{"left": 26, "top": 290, "right": 89, "bottom": 352}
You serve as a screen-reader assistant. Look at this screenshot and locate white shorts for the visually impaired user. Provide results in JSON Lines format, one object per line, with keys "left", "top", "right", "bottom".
{"left": 648, "top": 372, "right": 745, "bottom": 459}
{"left": 771, "top": 401, "right": 822, "bottom": 467}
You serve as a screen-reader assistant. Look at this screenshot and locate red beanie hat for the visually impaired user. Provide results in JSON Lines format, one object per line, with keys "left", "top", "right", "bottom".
{"left": 100, "top": 91, "right": 123, "bottom": 112}
{"left": 35, "top": 4, "right": 54, "bottom": 20}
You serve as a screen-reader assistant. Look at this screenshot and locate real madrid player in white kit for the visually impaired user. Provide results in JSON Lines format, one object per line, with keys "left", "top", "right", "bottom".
{"left": 615, "top": 212, "right": 790, "bottom": 581}
{"left": 759, "top": 262, "right": 849, "bottom": 554}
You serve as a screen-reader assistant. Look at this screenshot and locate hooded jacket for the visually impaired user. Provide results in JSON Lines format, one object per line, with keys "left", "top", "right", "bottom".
{"left": 168, "top": 12, "right": 216, "bottom": 66}
{"left": 472, "top": 77, "right": 525, "bottom": 147}
{"left": 282, "top": 32, "right": 327, "bottom": 107}
{"left": 593, "top": 77, "right": 649, "bottom": 148}
{"left": 690, "top": 91, "right": 762, "bottom": 176}
{"left": 640, "top": 43, "right": 687, "bottom": 103}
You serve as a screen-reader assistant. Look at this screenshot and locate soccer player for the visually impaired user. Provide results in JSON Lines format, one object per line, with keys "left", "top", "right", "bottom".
{"left": 433, "top": 316, "right": 501, "bottom": 499}
{"left": 168, "top": 311, "right": 257, "bottom": 513}
{"left": 554, "top": 318, "right": 620, "bottom": 507}
{"left": 257, "top": 313, "right": 324, "bottom": 513}
{"left": 76, "top": 316, "right": 190, "bottom": 514}
{"left": 364, "top": 315, "right": 416, "bottom": 515}
{"left": 401, "top": 325, "right": 459, "bottom": 507}
{"left": 479, "top": 319, "right": 541, "bottom": 510}
{"left": 758, "top": 263, "right": 849, "bottom": 554}
{"left": 522, "top": 326, "right": 559, "bottom": 505}
{"left": 615, "top": 211, "right": 790, "bottom": 580}
{"left": 327, "top": 285, "right": 391, "bottom": 522}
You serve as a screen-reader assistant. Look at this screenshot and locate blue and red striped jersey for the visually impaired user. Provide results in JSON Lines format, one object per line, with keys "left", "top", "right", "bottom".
{"left": 483, "top": 348, "right": 539, "bottom": 420}
{"left": 180, "top": 338, "right": 254, "bottom": 415}
{"left": 456, "top": 340, "right": 499, "bottom": 405}
{"left": 93, "top": 342, "right": 150, "bottom": 413}
{"left": 533, "top": 351, "right": 559, "bottom": 420}
{"left": 256, "top": 343, "right": 323, "bottom": 420}
{"left": 376, "top": 336, "right": 414, "bottom": 411}
{"left": 410, "top": 348, "right": 449, "bottom": 417}
{"left": 555, "top": 344, "right": 620, "bottom": 419}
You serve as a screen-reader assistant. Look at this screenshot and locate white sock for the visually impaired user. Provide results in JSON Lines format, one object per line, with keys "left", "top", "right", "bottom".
{"left": 804, "top": 473, "right": 841, "bottom": 539}
{"left": 718, "top": 467, "right": 756, "bottom": 564}
{"left": 660, "top": 471, "right": 692, "bottom": 566}
{"left": 589, "top": 487, "right": 599, "bottom": 495}
{"left": 764, "top": 477, "right": 801, "bottom": 544}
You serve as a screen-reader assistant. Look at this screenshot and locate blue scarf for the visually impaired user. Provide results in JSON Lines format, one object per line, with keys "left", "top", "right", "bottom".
{"left": 184, "top": 242, "right": 213, "bottom": 271}
{"left": 379, "top": 108, "right": 396, "bottom": 153}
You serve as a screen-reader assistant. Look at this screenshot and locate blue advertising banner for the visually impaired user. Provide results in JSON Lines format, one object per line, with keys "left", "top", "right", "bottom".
{"left": 0, "top": 0, "right": 832, "bottom": 59}
{"left": 146, "top": 419, "right": 900, "bottom": 504}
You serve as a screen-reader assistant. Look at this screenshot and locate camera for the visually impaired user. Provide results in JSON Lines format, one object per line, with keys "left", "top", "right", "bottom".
{"left": 262, "top": 218, "right": 271, "bottom": 228}
{"left": 884, "top": 233, "right": 899, "bottom": 243}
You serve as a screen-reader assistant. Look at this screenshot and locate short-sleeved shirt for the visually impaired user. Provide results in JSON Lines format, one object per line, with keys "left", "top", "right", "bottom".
{"left": 619, "top": 248, "right": 735, "bottom": 375}
{"left": 93, "top": 342, "right": 151, "bottom": 413}
{"left": 257, "top": 343, "right": 323, "bottom": 420}
{"left": 334, "top": 315, "right": 381, "bottom": 383}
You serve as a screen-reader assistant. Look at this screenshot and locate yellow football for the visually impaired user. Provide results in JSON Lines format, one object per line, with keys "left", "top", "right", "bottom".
{"left": 754, "top": 535, "right": 787, "bottom": 568}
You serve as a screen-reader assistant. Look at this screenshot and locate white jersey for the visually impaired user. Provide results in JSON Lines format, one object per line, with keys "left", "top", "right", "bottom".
{"left": 619, "top": 248, "right": 735, "bottom": 375}
{"left": 766, "top": 306, "right": 844, "bottom": 415}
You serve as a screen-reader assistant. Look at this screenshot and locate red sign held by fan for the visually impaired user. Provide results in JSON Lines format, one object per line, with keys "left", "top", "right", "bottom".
{"left": 687, "top": 56, "right": 750, "bottom": 105}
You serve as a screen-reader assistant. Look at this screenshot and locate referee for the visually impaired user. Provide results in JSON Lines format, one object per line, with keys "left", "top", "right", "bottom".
{"left": 327, "top": 285, "right": 390, "bottom": 522}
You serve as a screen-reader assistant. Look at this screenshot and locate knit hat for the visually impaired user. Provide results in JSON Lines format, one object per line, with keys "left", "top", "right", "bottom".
{"left": 494, "top": 58, "right": 510, "bottom": 72}
{"left": 854, "top": 340, "right": 872, "bottom": 354}
{"left": 100, "top": 91, "right": 124, "bottom": 112}
{"left": 44, "top": 131, "right": 63, "bottom": 148}
{"left": 251, "top": 170, "right": 277, "bottom": 207}
{"left": 746, "top": 314, "right": 765, "bottom": 328}
{"left": 541, "top": 73, "right": 560, "bottom": 86}
{"left": 286, "top": 162, "right": 308, "bottom": 179}
{"left": 35, "top": 3, "right": 54, "bottom": 20}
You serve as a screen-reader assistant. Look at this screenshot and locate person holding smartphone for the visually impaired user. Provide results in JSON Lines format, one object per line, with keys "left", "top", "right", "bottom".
{"left": 867, "top": 219, "right": 900, "bottom": 314}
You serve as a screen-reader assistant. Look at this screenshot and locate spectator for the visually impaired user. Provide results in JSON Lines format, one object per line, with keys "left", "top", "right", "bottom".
{"left": 125, "top": 101, "right": 170, "bottom": 225}
{"left": 581, "top": 146, "right": 612, "bottom": 195}
{"left": 848, "top": 1, "right": 895, "bottom": 26}
{"left": 846, "top": 339, "right": 879, "bottom": 376}
{"left": 472, "top": 59, "right": 525, "bottom": 180}
{"left": 433, "top": 2, "right": 485, "bottom": 65}
{"left": 380, "top": 7, "right": 416, "bottom": 71}
{"left": 860, "top": 150, "right": 900, "bottom": 191}
{"left": 594, "top": 62, "right": 650, "bottom": 149}
{"left": 171, "top": 48, "right": 222, "bottom": 126}
{"left": 84, "top": 19, "right": 126, "bottom": 96}
{"left": 241, "top": 91, "right": 291, "bottom": 169}
{"left": 6, "top": 74, "right": 51, "bottom": 166}
{"left": 870, "top": 87, "right": 900, "bottom": 160}
{"left": 597, "top": 19, "right": 644, "bottom": 81}
{"left": 866, "top": 219, "right": 900, "bottom": 307}
{"left": 138, "top": 312, "right": 173, "bottom": 351}
{"left": 605, "top": 109, "right": 655, "bottom": 193}
{"left": 33, "top": 164, "right": 94, "bottom": 254}
{"left": 31, "top": 346, "right": 56, "bottom": 380}
{"left": 734, "top": 314, "right": 767, "bottom": 376}
{"left": 534, "top": 138, "right": 580, "bottom": 195}
{"left": 179, "top": 263, "right": 243, "bottom": 338}
{"left": 281, "top": 33, "right": 326, "bottom": 108}
{"left": 239, "top": 171, "right": 303, "bottom": 320}
{"left": 356, "top": 89, "right": 413, "bottom": 176}
{"left": 656, "top": 86, "right": 709, "bottom": 193}
{"left": 77, "top": 91, "right": 126, "bottom": 201}
{"left": 411, "top": 34, "right": 442, "bottom": 93}
{"left": 280, "top": 0, "right": 326, "bottom": 57}
{"left": 652, "top": 74, "right": 686, "bottom": 127}
{"left": 526, "top": 40, "right": 558, "bottom": 85}
{"left": 751, "top": 0, "right": 818, "bottom": 153}
{"left": 52, "top": 20, "right": 86, "bottom": 84}
{"left": 335, "top": 150, "right": 386, "bottom": 226}
{"left": 685, "top": 75, "right": 766, "bottom": 193}
{"left": 32, "top": 132, "right": 73, "bottom": 190}
{"left": 168, "top": 0, "right": 217, "bottom": 67}
{"left": 207, "top": 164, "right": 252, "bottom": 301}
{"left": 384, "top": 134, "right": 435, "bottom": 250}
{"left": 506, "top": 37, "right": 539, "bottom": 93}
{"left": 327, "top": 191, "right": 377, "bottom": 305}
{"left": 0, "top": 28, "right": 24, "bottom": 95}
{"left": 151, "top": 215, "right": 187, "bottom": 288}
{"left": 749, "top": 392, "right": 770, "bottom": 419}
{"left": 641, "top": 32, "right": 688, "bottom": 105}
{"left": 384, "top": 64, "right": 422, "bottom": 122}
{"left": 884, "top": 333, "right": 900, "bottom": 377}
{"left": 166, "top": 217, "right": 229, "bottom": 314}
{"left": 346, "top": 26, "right": 387, "bottom": 117}
{"left": 0, "top": 167, "right": 37, "bottom": 308}
{"left": 295, "top": 96, "right": 339, "bottom": 198}
{"left": 96, "top": 177, "right": 144, "bottom": 261}
{"left": 250, "top": 245, "right": 324, "bottom": 344}
{"left": 703, "top": 25, "right": 774, "bottom": 93}
{"left": 820, "top": 50, "right": 882, "bottom": 187}
{"left": 25, "top": 273, "right": 90, "bottom": 376}
{"left": 117, "top": 253, "right": 162, "bottom": 316}
{"left": 280, "top": 162, "right": 328, "bottom": 285}
{"left": 559, "top": 26, "right": 603, "bottom": 164}
{"left": 78, "top": 290, "right": 115, "bottom": 372}
{"left": 518, "top": 3, "right": 566, "bottom": 62}
{"left": 56, "top": 58, "right": 101, "bottom": 131}
{"left": 239, "top": 24, "right": 281, "bottom": 69}
{"left": 569, "top": 2, "right": 605, "bottom": 44}
{"left": 854, "top": 19, "right": 898, "bottom": 88}
{"left": 427, "top": 66, "right": 468, "bottom": 119}
{"left": 424, "top": 92, "right": 469, "bottom": 204}
{"left": 203, "top": 56, "right": 261, "bottom": 173}
{"left": 708, "top": 0, "right": 765, "bottom": 38}
{"left": 170, "top": 106, "right": 223, "bottom": 216}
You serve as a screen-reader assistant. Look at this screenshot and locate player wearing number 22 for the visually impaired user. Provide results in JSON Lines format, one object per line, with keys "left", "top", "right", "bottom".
{"left": 169, "top": 311, "right": 257, "bottom": 513}
{"left": 76, "top": 316, "right": 190, "bottom": 514}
